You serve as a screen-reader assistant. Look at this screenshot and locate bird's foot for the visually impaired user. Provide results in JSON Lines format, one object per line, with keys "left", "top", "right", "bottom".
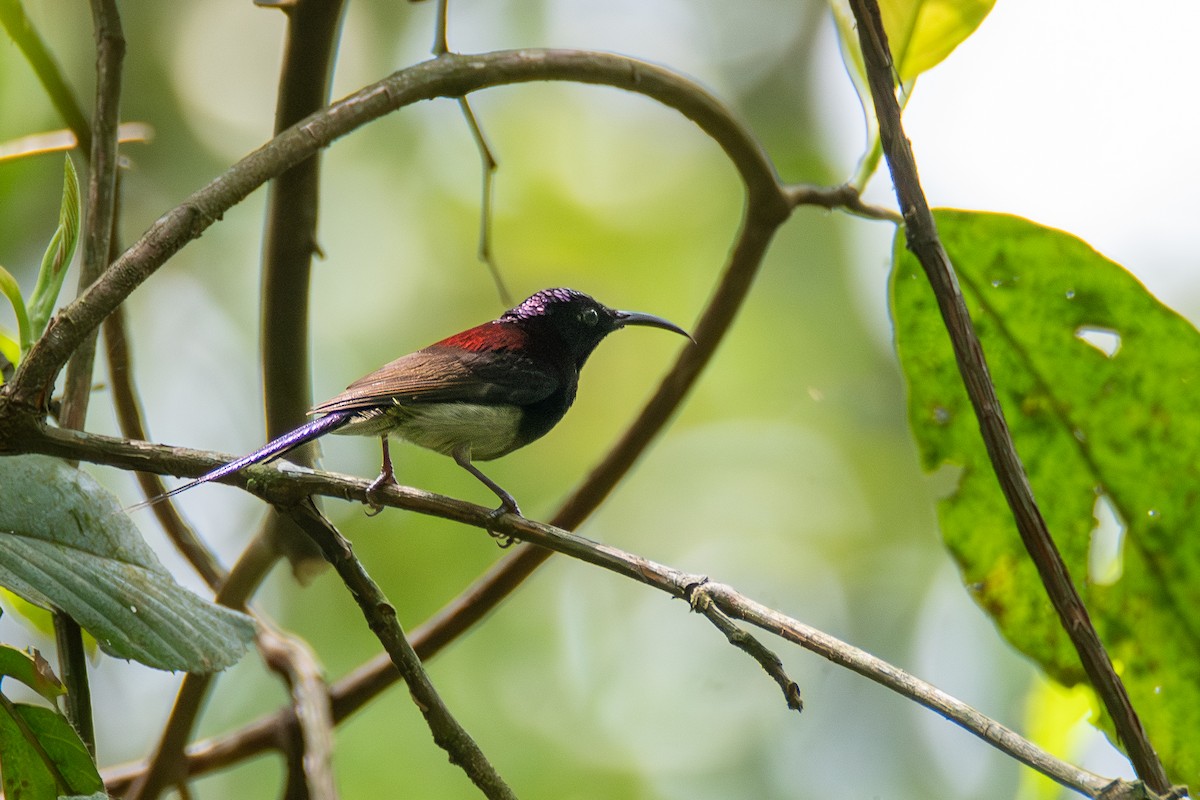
{"left": 363, "top": 471, "right": 396, "bottom": 517}
{"left": 486, "top": 502, "right": 520, "bottom": 548}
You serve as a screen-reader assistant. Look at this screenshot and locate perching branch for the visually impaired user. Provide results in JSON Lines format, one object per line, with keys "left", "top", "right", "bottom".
{"left": 93, "top": 459, "right": 1134, "bottom": 799}
{"left": 846, "top": 0, "right": 1171, "bottom": 794}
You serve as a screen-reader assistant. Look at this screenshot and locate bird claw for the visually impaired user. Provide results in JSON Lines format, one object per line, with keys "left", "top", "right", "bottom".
{"left": 485, "top": 503, "right": 520, "bottom": 548}
{"left": 363, "top": 470, "right": 396, "bottom": 516}
{"left": 489, "top": 530, "right": 517, "bottom": 548}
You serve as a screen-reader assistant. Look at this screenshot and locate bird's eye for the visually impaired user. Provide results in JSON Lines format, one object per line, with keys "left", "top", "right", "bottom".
{"left": 580, "top": 307, "right": 599, "bottom": 326}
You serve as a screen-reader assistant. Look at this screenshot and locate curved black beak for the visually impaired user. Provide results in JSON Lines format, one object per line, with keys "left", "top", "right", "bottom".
{"left": 614, "top": 309, "right": 695, "bottom": 343}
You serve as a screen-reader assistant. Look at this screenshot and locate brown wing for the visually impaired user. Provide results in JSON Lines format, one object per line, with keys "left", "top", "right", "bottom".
{"left": 311, "top": 345, "right": 559, "bottom": 415}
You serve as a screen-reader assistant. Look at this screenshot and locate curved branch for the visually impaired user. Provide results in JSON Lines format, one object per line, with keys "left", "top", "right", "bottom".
{"left": 4, "top": 48, "right": 783, "bottom": 407}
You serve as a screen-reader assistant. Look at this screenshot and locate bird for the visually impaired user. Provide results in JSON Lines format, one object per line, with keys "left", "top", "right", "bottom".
{"left": 144, "top": 288, "right": 692, "bottom": 519}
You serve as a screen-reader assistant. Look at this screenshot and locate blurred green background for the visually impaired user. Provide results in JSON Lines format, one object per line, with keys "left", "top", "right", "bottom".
{"left": 4, "top": 0, "right": 1196, "bottom": 797}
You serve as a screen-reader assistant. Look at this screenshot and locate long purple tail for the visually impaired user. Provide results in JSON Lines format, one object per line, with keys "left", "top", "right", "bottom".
{"left": 130, "top": 411, "right": 354, "bottom": 510}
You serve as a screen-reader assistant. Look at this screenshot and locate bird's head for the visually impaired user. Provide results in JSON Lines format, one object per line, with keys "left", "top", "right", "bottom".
{"left": 502, "top": 288, "right": 692, "bottom": 368}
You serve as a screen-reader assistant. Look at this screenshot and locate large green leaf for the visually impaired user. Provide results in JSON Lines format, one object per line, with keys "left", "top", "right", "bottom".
{"left": 0, "top": 455, "right": 255, "bottom": 673}
{"left": 0, "top": 701, "right": 103, "bottom": 799}
{"left": 891, "top": 210, "right": 1200, "bottom": 784}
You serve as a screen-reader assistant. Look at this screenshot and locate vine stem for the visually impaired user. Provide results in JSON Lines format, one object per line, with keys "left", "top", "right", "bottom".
{"left": 846, "top": 0, "right": 1171, "bottom": 793}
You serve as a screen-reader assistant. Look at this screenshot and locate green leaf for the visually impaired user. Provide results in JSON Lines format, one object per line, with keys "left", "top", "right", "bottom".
{"left": 0, "top": 587, "right": 57, "bottom": 639}
{"left": 891, "top": 210, "right": 1200, "bottom": 784}
{"left": 0, "top": 702, "right": 56, "bottom": 800}
{"left": 0, "top": 264, "right": 31, "bottom": 359}
{"left": 830, "top": 0, "right": 994, "bottom": 84}
{"left": 0, "top": 455, "right": 256, "bottom": 673}
{"left": 0, "top": 646, "right": 63, "bottom": 703}
{"left": 829, "top": 0, "right": 995, "bottom": 186}
{"left": 0, "top": 330, "right": 18, "bottom": 368}
{"left": 0, "top": 701, "right": 103, "bottom": 799}
{"left": 884, "top": 0, "right": 995, "bottom": 81}
{"left": 26, "top": 156, "right": 80, "bottom": 342}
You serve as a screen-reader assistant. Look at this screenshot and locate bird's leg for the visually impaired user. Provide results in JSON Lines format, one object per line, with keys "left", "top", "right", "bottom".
{"left": 364, "top": 436, "right": 396, "bottom": 515}
{"left": 452, "top": 444, "right": 520, "bottom": 547}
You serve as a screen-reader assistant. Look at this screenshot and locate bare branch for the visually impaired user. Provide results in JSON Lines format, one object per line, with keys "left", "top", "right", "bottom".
{"left": 258, "top": 625, "right": 337, "bottom": 800}
{"left": 458, "top": 96, "right": 512, "bottom": 306}
{"left": 285, "top": 502, "right": 516, "bottom": 800}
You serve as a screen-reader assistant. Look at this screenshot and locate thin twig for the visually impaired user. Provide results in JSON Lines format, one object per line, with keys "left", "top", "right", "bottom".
{"left": 846, "top": 0, "right": 1171, "bottom": 793}
{"left": 285, "top": 502, "right": 517, "bottom": 800}
{"left": 433, "top": 1, "right": 513, "bottom": 306}
{"left": 431, "top": 0, "right": 449, "bottom": 57}
{"left": 0, "top": 0, "right": 92, "bottom": 152}
{"left": 458, "top": 97, "right": 512, "bottom": 306}
{"left": 783, "top": 182, "right": 901, "bottom": 223}
{"left": 689, "top": 589, "right": 803, "bottom": 712}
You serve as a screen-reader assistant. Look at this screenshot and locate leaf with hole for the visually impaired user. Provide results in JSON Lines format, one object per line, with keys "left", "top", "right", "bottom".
{"left": 0, "top": 455, "right": 255, "bottom": 673}
{"left": 891, "top": 210, "right": 1200, "bottom": 784}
